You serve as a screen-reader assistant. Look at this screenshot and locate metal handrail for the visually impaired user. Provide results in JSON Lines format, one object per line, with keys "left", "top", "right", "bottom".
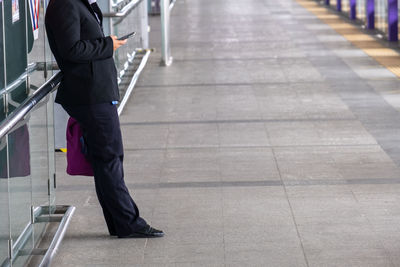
{"left": 118, "top": 49, "right": 151, "bottom": 115}
{"left": 0, "top": 205, "right": 75, "bottom": 267}
{"left": 0, "top": 71, "right": 62, "bottom": 140}
{"left": 39, "top": 206, "right": 76, "bottom": 267}
{"left": 0, "top": 63, "right": 37, "bottom": 96}
{"left": 103, "top": 0, "right": 144, "bottom": 17}
{"left": 111, "top": 0, "right": 125, "bottom": 8}
{"left": 169, "top": 0, "right": 177, "bottom": 12}
{"left": 161, "top": 0, "right": 173, "bottom": 66}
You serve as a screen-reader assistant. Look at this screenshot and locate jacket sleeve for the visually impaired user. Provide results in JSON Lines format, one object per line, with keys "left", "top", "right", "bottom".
{"left": 46, "top": 0, "right": 113, "bottom": 63}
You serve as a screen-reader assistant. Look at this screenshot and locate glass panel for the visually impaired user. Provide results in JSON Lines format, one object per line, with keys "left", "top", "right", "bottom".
{"left": 4, "top": 0, "right": 29, "bottom": 115}
{"left": 0, "top": 0, "right": 56, "bottom": 264}
{"left": 27, "top": 0, "right": 53, "bottom": 247}
{"left": 47, "top": 92, "right": 55, "bottom": 208}
{"left": 342, "top": 0, "right": 350, "bottom": 13}
{"left": 357, "top": 0, "right": 366, "bottom": 22}
{"left": 104, "top": 0, "right": 148, "bottom": 99}
{"left": 0, "top": 0, "right": 10, "bottom": 263}
{"left": 30, "top": 98, "right": 50, "bottom": 246}
{"left": 111, "top": 3, "right": 144, "bottom": 76}
{"left": 8, "top": 123, "right": 33, "bottom": 267}
{"left": 0, "top": 122, "right": 10, "bottom": 266}
{"left": 375, "top": 0, "right": 388, "bottom": 34}
{"left": 0, "top": 0, "right": 5, "bottom": 126}
{"left": 398, "top": 0, "right": 400, "bottom": 39}
{"left": 3, "top": 0, "right": 34, "bottom": 265}
{"left": 41, "top": 0, "right": 56, "bottom": 209}
{"left": 42, "top": 0, "right": 57, "bottom": 209}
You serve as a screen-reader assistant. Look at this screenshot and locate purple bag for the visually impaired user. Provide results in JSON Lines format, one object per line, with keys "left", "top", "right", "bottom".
{"left": 66, "top": 117, "right": 94, "bottom": 176}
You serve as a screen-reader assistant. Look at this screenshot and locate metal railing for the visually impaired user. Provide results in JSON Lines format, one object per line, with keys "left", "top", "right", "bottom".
{"left": 1, "top": 206, "right": 75, "bottom": 267}
{"left": 169, "top": 0, "right": 177, "bottom": 12}
{"left": 98, "top": 0, "right": 150, "bottom": 115}
{"left": 0, "top": 63, "right": 36, "bottom": 97}
{"left": 0, "top": 72, "right": 61, "bottom": 139}
{"left": 0, "top": 71, "right": 76, "bottom": 267}
{"left": 161, "top": 0, "right": 174, "bottom": 66}
{"left": 117, "top": 49, "right": 151, "bottom": 115}
{"left": 103, "top": 0, "right": 144, "bottom": 17}
{"left": 37, "top": 206, "right": 76, "bottom": 267}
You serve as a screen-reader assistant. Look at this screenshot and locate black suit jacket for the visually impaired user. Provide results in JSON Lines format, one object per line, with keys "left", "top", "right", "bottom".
{"left": 45, "top": 0, "right": 119, "bottom": 106}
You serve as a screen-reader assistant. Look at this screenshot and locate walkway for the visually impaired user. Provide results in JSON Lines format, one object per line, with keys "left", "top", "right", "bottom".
{"left": 52, "top": 0, "right": 400, "bottom": 266}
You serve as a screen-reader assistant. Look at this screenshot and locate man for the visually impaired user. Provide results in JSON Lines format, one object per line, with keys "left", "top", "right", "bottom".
{"left": 45, "top": 0, "right": 164, "bottom": 238}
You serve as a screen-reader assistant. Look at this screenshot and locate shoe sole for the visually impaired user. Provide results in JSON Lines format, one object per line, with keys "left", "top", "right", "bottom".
{"left": 118, "top": 232, "right": 165, "bottom": 238}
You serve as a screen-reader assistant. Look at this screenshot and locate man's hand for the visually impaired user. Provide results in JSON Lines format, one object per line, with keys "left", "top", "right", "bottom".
{"left": 110, "top": 35, "right": 127, "bottom": 51}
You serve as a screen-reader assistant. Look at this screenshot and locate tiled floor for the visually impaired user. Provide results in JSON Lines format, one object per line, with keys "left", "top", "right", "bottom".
{"left": 53, "top": 0, "right": 400, "bottom": 266}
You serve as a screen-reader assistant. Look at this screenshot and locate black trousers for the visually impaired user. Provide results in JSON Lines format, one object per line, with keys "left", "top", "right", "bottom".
{"left": 63, "top": 103, "right": 147, "bottom": 236}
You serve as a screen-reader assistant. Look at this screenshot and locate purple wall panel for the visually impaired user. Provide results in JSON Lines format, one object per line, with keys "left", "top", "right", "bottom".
{"left": 367, "top": 0, "right": 375, "bottom": 29}
{"left": 388, "top": 0, "right": 398, "bottom": 41}
{"left": 350, "top": 0, "right": 356, "bottom": 19}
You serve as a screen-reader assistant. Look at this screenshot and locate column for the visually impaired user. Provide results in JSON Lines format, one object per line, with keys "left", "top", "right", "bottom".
{"left": 388, "top": 0, "right": 398, "bottom": 41}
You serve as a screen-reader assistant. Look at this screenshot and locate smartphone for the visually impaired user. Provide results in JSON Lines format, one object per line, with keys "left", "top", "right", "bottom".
{"left": 117, "top": 31, "right": 136, "bottom": 41}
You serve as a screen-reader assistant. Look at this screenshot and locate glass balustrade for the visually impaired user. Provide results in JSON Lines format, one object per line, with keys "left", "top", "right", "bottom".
{"left": 0, "top": 0, "right": 149, "bottom": 265}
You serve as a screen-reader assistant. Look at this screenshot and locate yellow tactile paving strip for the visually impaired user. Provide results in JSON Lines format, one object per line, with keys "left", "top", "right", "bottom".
{"left": 296, "top": 0, "right": 400, "bottom": 77}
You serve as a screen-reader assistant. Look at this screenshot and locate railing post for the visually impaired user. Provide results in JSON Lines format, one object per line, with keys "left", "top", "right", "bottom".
{"left": 388, "top": 0, "right": 398, "bottom": 41}
{"left": 141, "top": 0, "right": 149, "bottom": 49}
{"left": 367, "top": 0, "right": 375, "bottom": 29}
{"left": 337, "top": 0, "right": 342, "bottom": 12}
{"left": 350, "top": 0, "right": 356, "bottom": 19}
{"left": 160, "top": 0, "right": 173, "bottom": 66}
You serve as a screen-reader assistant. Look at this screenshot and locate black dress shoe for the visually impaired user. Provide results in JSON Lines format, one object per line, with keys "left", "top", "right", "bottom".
{"left": 118, "top": 225, "right": 164, "bottom": 238}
